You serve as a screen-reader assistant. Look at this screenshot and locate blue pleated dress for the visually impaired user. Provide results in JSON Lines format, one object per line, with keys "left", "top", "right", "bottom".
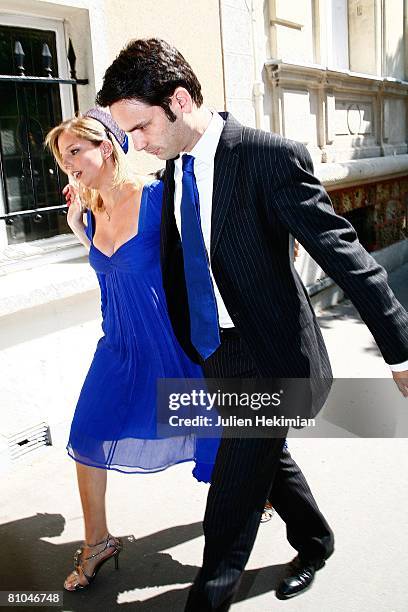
{"left": 66, "top": 179, "right": 219, "bottom": 480}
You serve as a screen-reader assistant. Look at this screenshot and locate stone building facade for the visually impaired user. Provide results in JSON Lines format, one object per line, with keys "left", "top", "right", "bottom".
{"left": 221, "top": 0, "right": 408, "bottom": 305}
{"left": 0, "top": 0, "right": 406, "bottom": 299}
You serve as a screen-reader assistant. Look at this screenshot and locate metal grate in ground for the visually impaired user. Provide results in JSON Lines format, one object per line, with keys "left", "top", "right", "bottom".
{"left": 8, "top": 421, "right": 52, "bottom": 461}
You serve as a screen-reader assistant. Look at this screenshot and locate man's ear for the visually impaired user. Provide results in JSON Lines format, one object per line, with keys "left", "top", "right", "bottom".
{"left": 172, "top": 87, "right": 193, "bottom": 113}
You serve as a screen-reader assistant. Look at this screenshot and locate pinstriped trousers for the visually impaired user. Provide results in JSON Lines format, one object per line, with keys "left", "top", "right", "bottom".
{"left": 184, "top": 329, "right": 334, "bottom": 612}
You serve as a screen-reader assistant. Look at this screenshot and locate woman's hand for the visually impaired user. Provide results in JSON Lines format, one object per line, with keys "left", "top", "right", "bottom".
{"left": 63, "top": 184, "right": 84, "bottom": 230}
{"left": 62, "top": 184, "right": 91, "bottom": 252}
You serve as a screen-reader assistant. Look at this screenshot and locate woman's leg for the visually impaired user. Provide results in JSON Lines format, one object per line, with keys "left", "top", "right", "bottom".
{"left": 64, "top": 463, "right": 118, "bottom": 590}
{"left": 76, "top": 462, "right": 108, "bottom": 544}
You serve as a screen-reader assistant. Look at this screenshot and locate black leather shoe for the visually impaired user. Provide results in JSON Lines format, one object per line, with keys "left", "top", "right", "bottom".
{"left": 275, "top": 556, "right": 326, "bottom": 600}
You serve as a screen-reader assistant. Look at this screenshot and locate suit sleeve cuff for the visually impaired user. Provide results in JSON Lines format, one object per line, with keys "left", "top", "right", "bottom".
{"left": 388, "top": 359, "right": 408, "bottom": 372}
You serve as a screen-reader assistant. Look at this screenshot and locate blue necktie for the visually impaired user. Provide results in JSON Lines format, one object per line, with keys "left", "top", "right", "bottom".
{"left": 180, "top": 154, "right": 221, "bottom": 359}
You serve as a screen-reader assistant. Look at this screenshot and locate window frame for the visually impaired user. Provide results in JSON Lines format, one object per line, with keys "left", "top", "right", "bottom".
{"left": 0, "top": 12, "right": 74, "bottom": 247}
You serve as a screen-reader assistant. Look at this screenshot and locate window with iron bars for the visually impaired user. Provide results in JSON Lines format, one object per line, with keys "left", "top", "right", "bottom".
{"left": 0, "top": 23, "right": 87, "bottom": 244}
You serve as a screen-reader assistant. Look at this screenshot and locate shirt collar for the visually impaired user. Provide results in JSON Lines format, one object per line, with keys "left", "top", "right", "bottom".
{"left": 175, "top": 111, "right": 224, "bottom": 168}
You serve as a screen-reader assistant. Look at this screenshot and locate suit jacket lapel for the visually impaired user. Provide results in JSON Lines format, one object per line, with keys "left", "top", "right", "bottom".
{"left": 211, "top": 113, "right": 242, "bottom": 259}
{"left": 160, "top": 158, "right": 179, "bottom": 271}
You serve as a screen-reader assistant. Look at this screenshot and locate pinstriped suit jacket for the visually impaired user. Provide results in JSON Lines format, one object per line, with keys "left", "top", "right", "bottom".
{"left": 160, "top": 113, "right": 408, "bottom": 409}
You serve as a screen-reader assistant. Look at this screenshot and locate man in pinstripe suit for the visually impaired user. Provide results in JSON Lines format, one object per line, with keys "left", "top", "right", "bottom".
{"left": 100, "top": 38, "right": 408, "bottom": 610}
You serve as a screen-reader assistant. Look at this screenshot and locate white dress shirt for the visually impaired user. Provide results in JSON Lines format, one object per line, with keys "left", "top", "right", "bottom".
{"left": 173, "top": 112, "right": 408, "bottom": 371}
{"left": 174, "top": 111, "right": 234, "bottom": 328}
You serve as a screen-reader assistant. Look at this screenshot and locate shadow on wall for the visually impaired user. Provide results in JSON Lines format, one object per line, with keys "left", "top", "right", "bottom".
{"left": 385, "top": 37, "right": 405, "bottom": 81}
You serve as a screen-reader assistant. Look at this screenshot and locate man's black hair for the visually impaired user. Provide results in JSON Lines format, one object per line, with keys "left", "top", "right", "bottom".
{"left": 96, "top": 38, "right": 203, "bottom": 122}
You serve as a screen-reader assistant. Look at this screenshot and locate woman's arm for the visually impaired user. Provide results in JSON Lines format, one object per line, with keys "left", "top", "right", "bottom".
{"left": 63, "top": 184, "right": 91, "bottom": 251}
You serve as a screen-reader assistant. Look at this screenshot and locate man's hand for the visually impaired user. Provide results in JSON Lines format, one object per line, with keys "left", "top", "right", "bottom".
{"left": 392, "top": 370, "right": 408, "bottom": 397}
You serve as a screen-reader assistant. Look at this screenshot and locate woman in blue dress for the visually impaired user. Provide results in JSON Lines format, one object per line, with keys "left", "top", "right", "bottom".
{"left": 46, "top": 109, "right": 219, "bottom": 591}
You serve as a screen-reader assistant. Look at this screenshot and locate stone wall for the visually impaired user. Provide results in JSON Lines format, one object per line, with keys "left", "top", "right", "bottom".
{"left": 330, "top": 176, "right": 408, "bottom": 251}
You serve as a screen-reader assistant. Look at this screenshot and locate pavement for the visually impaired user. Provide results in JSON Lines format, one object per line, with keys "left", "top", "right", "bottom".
{"left": 1, "top": 262, "right": 408, "bottom": 612}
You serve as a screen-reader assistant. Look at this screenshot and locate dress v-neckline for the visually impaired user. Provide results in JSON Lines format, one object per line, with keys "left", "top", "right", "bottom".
{"left": 90, "top": 184, "right": 147, "bottom": 259}
{"left": 91, "top": 233, "right": 141, "bottom": 259}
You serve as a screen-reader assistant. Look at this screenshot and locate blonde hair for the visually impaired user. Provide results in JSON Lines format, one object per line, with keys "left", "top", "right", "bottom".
{"left": 45, "top": 115, "right": 141, "bottom": 214}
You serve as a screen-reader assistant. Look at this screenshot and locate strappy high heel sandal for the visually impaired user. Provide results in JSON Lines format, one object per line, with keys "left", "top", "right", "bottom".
{"left": 261, "top": 501, "right": 275, "bottom": 523}
{"left": 64, "top": 532, "right": 122, "bottom": 591}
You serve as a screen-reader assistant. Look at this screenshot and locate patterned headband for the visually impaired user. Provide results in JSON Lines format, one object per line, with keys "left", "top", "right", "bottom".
{"left": 84, "top": 107, "right": 129, "bottom": 154}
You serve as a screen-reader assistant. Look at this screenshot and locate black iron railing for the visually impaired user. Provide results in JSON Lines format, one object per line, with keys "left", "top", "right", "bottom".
{"left": 0, "top": 38, "right": 88, "bottom": 224}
